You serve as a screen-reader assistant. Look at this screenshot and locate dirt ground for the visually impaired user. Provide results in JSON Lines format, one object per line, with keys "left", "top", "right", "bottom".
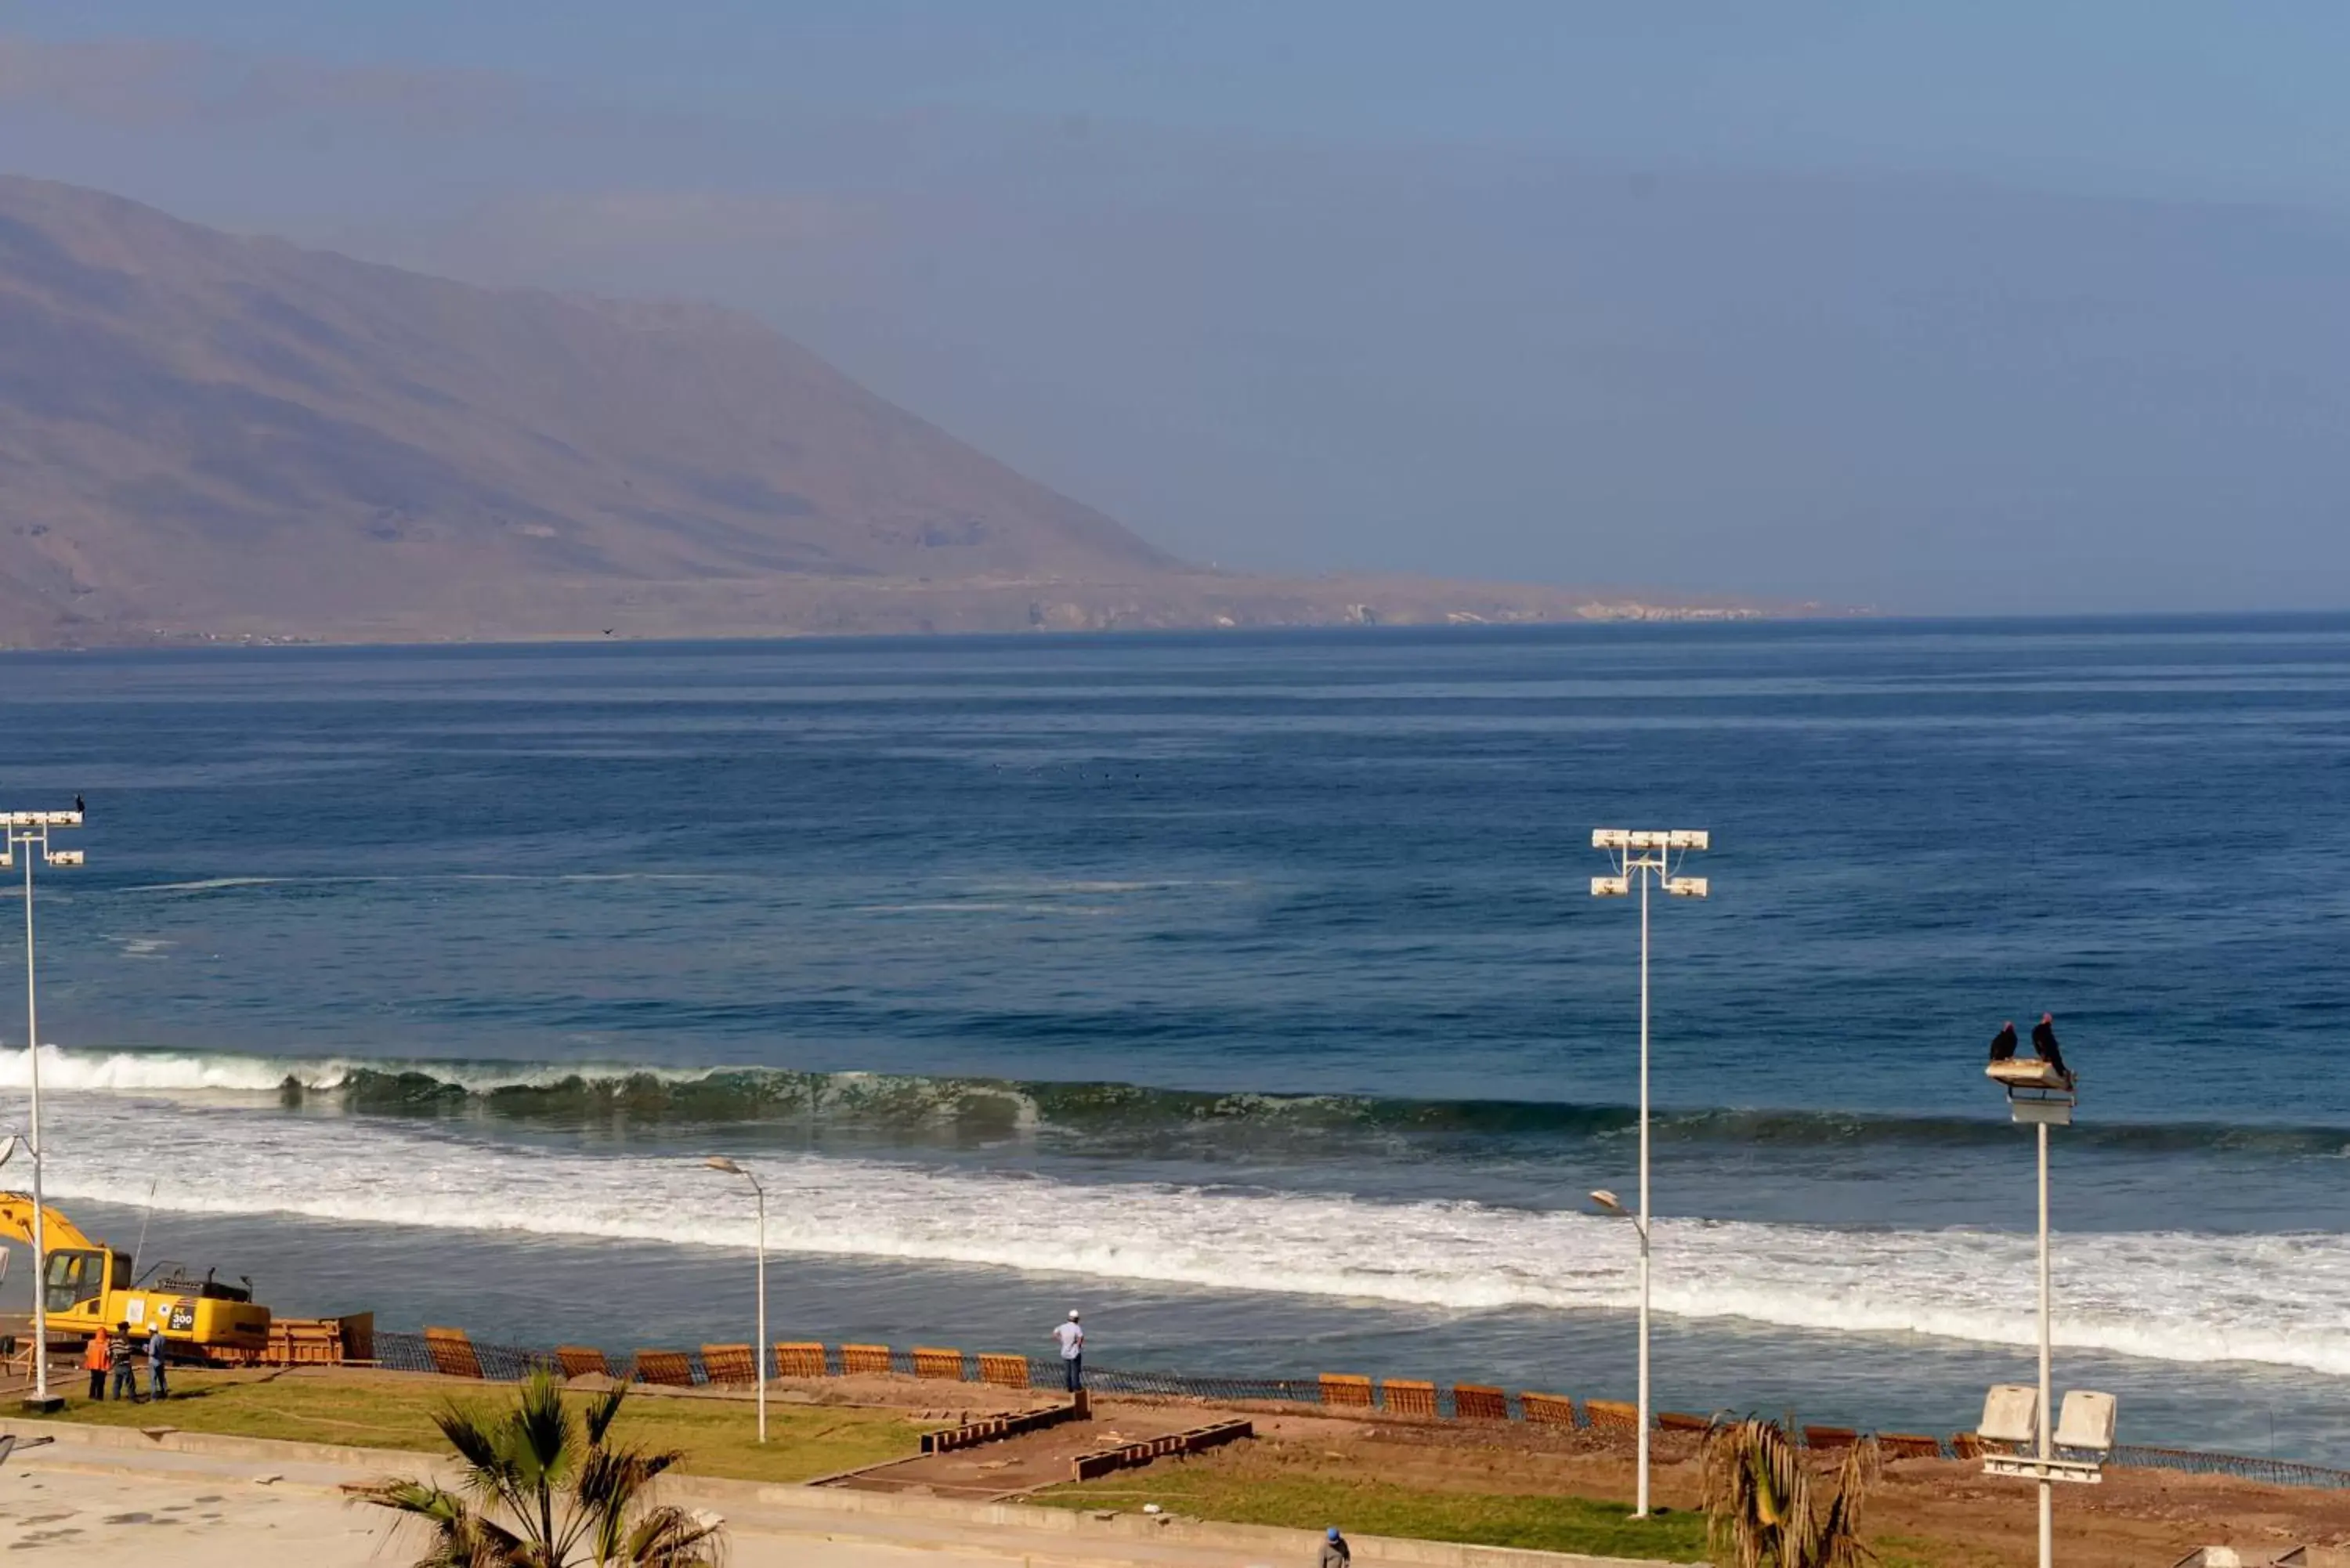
{"left": 791, "top": 1375, "right": 2350, "bottom": 1566}
{"left": 1207, "top": 1414, "right": 2350, "bottom": 1567}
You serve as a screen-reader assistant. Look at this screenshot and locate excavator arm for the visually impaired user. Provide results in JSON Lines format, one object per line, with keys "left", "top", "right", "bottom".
{"left": 0, "top": 1190, "right": 105, "bottom": 1253}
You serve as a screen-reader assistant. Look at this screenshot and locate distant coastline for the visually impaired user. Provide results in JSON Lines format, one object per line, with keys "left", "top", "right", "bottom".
{"left": 1, "top": 569, "right": 1815, "bottom": 651}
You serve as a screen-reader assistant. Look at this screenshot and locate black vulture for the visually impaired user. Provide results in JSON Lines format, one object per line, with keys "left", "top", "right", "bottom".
{"left": 2032, "top": 1013, "right": 2071, "bottom": 1082}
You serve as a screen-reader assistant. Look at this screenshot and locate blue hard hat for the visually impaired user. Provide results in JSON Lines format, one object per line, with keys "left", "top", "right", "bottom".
{"left": 1328, "top": 1527, "right": 1341, "bottom": 1541}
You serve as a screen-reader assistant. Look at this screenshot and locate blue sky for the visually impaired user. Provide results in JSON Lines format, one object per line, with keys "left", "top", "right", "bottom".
{"left": 5, "top": 3, "right": 2350, "bottom": 609}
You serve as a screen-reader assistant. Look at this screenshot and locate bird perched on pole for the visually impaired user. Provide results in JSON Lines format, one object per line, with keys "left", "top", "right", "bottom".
{"left": 1989, "top": 1021, "right": 2019, "bottom": 1063}
{"left": 2031, "top": 1013, "right": 2072, "bottom": 1086}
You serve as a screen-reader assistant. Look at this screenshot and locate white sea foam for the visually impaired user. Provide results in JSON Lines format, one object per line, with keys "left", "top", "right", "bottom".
{"left": 0, "top": 1046, "right": 724, "bottom": 1097}
{"left": 121, "top": 873, "right": 732, "bottom": 894}
{"left": 17, "top": 1093, "right": 2350, "bottom": 1378}
{"left": 0, "top": 1046, "right": 343, "bottom": 1094}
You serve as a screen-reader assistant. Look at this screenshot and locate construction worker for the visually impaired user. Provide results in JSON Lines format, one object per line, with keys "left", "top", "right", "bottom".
{"left": 83, "top": 1326, "right": 110, "bottom": 1401}
{"left": 147, "top": 1321, "right": 170, "bottom": 1402}
{"left": 108, "top": 1321, "right": 138, "bottom": 1402}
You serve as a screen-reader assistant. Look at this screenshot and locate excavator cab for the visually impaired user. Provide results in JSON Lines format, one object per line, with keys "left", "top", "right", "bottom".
{"left": 42, "top": 1248, "right": 125, "bottom": 1323}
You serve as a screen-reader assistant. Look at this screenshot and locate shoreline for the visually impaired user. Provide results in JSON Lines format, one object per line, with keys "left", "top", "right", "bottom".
{"left": 8, "top": 1193, "right": 2348, "bottom": 1464}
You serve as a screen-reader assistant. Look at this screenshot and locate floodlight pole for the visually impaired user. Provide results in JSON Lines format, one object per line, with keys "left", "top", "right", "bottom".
{"left": 1636, "top": 863, "right": 1652, "bottom": 1520}
{"left": 5, "top": 809, "right": 83, "bottom": 1412}
{"left": 1589, "top": 829, "right": 1708, "bottom": 1522}
{"left": 2037, "top": 1118, "right": 2052, "bottom": 1568}
{"left": 1987, "top": 1053, "right": 2075, "bottom": 1568}
{"left": 21, "top": 836, "right": 42, "bottom": 1408}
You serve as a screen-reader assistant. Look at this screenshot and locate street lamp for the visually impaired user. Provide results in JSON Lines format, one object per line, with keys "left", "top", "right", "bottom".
{"left": 4, "top": 807, "right": 85, "bottom": 1413}
{"left": 704, "top": 1156, "right": 767, "bottom": 1443}
{"left": 1589, "top": 827, "right": 1709, "bottom": 1519}
{"left": 1982, "top": 1056, "right": 2110, "bottom": 1567}
{"left": 1586, "top": 1189, "right": 1649, "bottom": 1337}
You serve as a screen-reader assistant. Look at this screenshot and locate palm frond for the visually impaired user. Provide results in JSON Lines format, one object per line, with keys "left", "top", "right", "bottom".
{"left": 352, "top": 1476, "right": 526, "bottom": 1568}
{"left": 436, "top": 1402, "right": 522, "bottom": 1498}
{"left": 617, "top": 1504, "right": 727, "bottom": 1566}
{"left": 363, "top": 1378, "right": 726, "bottom": 1568}
{"left": 512, "top": 1372, "right": 579, "bottom": 1483}
{"left": 1702, "top": 1418, "right": 1877, "bottom": 1568}
{"left": 584, "top": 1383, "right": 628, "bottom": 1447}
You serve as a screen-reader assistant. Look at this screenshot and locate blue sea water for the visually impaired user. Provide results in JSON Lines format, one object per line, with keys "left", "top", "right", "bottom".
{"left": 0, "top": 619, "right": 2345, "bottom": 1457}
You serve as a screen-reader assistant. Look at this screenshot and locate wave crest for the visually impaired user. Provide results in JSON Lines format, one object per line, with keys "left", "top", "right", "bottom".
{"left": 7, "top": 1046, "right": 2349, "bottom": 1157}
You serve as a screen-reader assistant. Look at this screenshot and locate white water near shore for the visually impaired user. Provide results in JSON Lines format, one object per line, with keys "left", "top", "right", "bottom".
{"left": 16, "top": 1082, "right": 2350, "bottom": 1380}
{"left": 0, "top": 1042, "right": 729, "bottom": 1097}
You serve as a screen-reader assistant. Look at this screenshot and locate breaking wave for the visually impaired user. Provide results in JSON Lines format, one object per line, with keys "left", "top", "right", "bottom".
{"left": 23, "top": 1092, "right": 2350, "bottom": 1378}
{"left": 5, "top": 1045, "right": 2348, "bottom": 1157}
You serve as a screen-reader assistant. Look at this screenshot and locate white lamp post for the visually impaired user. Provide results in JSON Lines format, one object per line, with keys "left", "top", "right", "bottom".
{"left": 4, "top": 807, "right": 85, "bottom": 1413}
{"left": 1589, "top": 827, "right": 1708, "bottom": 1519}
{"left": 704, "top": 1156, "right": 767, "bottom": 1443}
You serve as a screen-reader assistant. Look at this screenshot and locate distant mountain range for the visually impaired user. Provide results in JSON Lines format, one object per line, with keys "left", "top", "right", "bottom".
{"left": 0, "top": 175, "right": 1770, "bottom": 646}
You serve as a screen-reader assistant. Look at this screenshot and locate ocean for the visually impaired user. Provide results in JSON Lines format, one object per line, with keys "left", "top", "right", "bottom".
{"left": 0, "top": 619, "right": 2345, "bottom": 1458}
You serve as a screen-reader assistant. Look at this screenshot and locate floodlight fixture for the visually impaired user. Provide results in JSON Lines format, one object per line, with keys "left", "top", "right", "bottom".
{"left": 704, "top": 1156, "right": 744, "bottom": 1175}
{"left": 1979, "top": 1384, "right": 2039, "bottom": 1447}
{"left": 1592, "top": 829, "right": 1632, "bottom": 849}
{"left": 1665, "top": 877, "right": 1708, "bottom": 898}
{"left": 2054, "top": 1390, "right": 2117, "bottom": 1453}
{"left": 1590, "top": 876, "right": 1629, "bottom": 898}
{"left": 45, "top": 851, "right": 81, "bottom": 869}
{"left": 1588, "top": 1188, "right": 1625, "bottom": 1216}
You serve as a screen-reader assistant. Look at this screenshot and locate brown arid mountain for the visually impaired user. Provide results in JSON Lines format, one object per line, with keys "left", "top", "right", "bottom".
{"left": 0, "top": 176, "right": 1770, "bottom": 646}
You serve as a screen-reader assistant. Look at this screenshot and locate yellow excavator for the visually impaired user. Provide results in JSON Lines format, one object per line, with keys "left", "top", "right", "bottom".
{"left": 0, "top": 1193, "right": 272, "bottom": 1357}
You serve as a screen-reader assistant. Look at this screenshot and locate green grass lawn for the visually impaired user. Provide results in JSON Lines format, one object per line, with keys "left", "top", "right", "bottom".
{"left": 30, "top": 1368, "right": 928, "bottom": 1485}
{"left": 1039, "top": 1469, "right": 1711, "bottom": 1563}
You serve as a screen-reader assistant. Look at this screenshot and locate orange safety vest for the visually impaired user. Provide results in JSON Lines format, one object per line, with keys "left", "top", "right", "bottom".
{"left": 82, "top": 1331, "right": 109, "bottom": 1371}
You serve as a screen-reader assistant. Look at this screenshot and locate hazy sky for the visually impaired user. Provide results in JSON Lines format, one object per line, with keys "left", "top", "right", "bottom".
{"left": 5, "top": 3, "right": 2349, "bottom": 611}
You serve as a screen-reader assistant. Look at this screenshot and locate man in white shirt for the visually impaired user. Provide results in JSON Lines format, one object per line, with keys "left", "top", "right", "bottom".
{"left": 1051, "top": 1310, "right": 1084, "bottom": 1393}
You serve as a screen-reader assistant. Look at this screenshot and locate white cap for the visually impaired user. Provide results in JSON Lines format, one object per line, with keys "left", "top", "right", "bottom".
{"left": 1068, "top": 1310, "right": 1081, "bottom": 1321}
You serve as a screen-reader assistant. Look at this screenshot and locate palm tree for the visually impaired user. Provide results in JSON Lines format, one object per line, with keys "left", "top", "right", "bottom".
{"left": 1701, "top": 1417, "right": 1877, "bottom": 1568}
{"left": 353, "top": 1370, "right": 724, "bottom": 1566}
